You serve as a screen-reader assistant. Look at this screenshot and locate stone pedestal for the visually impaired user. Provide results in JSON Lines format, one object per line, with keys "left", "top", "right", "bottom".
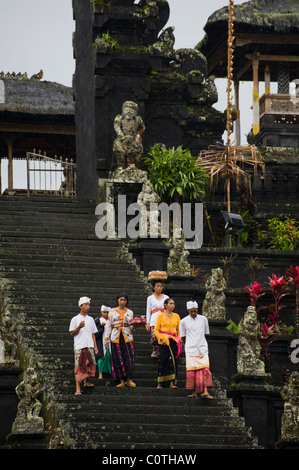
{"left": 208, "top": 321, "right": 238, "bottom": 385}
{"left": 0, "top": 367, "right": 23, "bottom": 447}
{"left": 129, "top": 239, "right": 169, "bottom": 276}
{"left": 230, "top": 372, "right": 281, "bottom": 449}
{"left": 275, "top": 438, "right": 299, "bottom": 449}
{"left": 6, "top": 431, "right": 48, "bottom": 449}
{"left": 165, "top": 275, "right": 199, "bottom": 319}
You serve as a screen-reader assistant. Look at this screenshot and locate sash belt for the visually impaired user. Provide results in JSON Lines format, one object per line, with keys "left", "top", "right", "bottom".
{"left": 159, "top": 330, "right": 182, "bottom": 358}
{"left": 151, "top": 308, "right": 165, "bottom": 315}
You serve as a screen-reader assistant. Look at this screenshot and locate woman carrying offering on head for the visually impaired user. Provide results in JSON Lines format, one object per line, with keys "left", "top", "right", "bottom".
{"left": 146, "top": 280, "right": 169, "bottom": 358}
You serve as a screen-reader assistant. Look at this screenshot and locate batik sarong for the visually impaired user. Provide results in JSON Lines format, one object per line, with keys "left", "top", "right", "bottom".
{"left": 150, "top": 326, "right": 159, "bottom": 354}
{"left": 110, "top": 331, "right": 134, "bottom": 383}
{"left": 74, "top": 347, "right": 96, "bottom": 383}
{"left": 157, "top": 338, "right": 179, "bottom": 384}
{"left": 185, "top": 354, "right": 213, "bottom": 394}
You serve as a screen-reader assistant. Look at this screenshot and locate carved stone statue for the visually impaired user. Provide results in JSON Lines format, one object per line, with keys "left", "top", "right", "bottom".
{"left": 167, "top": 229, "right": 191, "bottom": 276}
{"left": 281, "top": 371, "right": 299, "bottom": 440}
{"left": 237, "top": 305, "right": 265, "bottom": 376}
{"left": 149, "top": 26, "right": 175, "bottom": 57}
{"left": 112, "top": 101, "right": 145, "bottom": 169}
{"left": 12, "top": 367, "right": 44, "bottom": 433}
{"left": 137, "top": 180, "right": 161, "bottom": 236}
{"left": 202, "top": 267, "right": 227, "bottom": 321}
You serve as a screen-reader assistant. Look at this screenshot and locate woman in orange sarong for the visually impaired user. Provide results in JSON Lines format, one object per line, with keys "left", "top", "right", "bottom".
{"left": 154, "top": 298, "right": 181, "bottom": 389}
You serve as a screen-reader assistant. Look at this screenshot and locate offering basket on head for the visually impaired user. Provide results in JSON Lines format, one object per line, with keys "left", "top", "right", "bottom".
{"left": 147, "top": 270, "right": 167, "bottom": 282}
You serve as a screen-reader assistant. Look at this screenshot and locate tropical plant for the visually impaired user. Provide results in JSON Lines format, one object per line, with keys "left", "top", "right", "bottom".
{"left": 95, "top": 31, "right": 119, "bottom": 50}
{"left": 217, "top": 253, "right": 238, "bottom": 284}
{"left": 226, "top": 319, "right": 241, "bottom": 334}
{"left": 244, "top": 274, "right": 294, "bottom": 372}
{"left": 247, "top": 256, "right": 267, "bottom": 283}
{"left": 244, "top": 281, "right": 265, "bottom": 310}
{"left": 259, "top": 322, "right": 277, "bottom": 372}
{"left": 237, "top": 184, "right": 260, "bottom": 248}
{"left": 286, "top": 265, "right": 299, "bottom": 337}
{"left": 258, "top": 217, "right": 299, "bottom": 251}
{"left": 143, "top": 144, "right": 209, "bottom": 204}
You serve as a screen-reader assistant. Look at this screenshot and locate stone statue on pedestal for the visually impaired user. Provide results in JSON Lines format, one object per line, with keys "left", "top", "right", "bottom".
{"left": 237, "top": 305, "right": 265, "bottom": 376}
{"left": 202, "top": 267, "right": 227, "bottom": 321}
{"left": 167, "top": 229, "right": 191, "bottom": 276}
{"left": 12, "top": 367, "right": 44, "bottom": 433}
{"left": 281, "top": 371, "right": 299, "bottom": 440}
{"left": 113, "top": 101, "right": 145, "bottom": 170}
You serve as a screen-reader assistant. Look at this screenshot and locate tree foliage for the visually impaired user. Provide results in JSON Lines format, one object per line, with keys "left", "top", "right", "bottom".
{"left": 143, "top": 144, "right": 209, "bottom": 204}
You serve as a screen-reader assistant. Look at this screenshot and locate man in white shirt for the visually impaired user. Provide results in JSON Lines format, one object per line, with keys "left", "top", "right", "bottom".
{"left": 180, "top": 300, "right": 213, "bottom": 398}
{"left": 69, "top": 296, "right": 98, "bottom": 395}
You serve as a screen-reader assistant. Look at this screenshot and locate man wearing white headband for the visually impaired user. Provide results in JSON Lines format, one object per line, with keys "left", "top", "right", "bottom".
{"left": 69, "top": 296, "right": 98, "bottom": 395}
{"left": 179, "top": 300, "right": 213, "bottom": 399}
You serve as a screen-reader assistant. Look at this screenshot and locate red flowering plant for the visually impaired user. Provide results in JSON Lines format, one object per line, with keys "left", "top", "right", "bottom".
{"left": 244, "top": 274, "right": 293, "bottom": 372}
{"left": 259, "top": 322, "right": 278, "bottom": 369}
{"left": 285, "top": 265, "right": 299, "bottom": 337}
{"left": 244, "top": 281, "right": 265, "bottom": 310}
{"left": 266, "top": 274, "right": 291, "bottom": 335}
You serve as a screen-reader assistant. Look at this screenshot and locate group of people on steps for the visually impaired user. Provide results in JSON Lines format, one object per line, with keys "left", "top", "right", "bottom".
{"left": 69, "top": 280, "right": 213, "bottom": 399}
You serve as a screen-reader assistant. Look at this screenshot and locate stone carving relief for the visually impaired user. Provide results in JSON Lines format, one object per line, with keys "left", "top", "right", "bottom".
{"left": 202, "top": 267, "right": 227, "bottom": 321}
{"left": 236, "top": 305, "right": 265, "bottom": 376}
{"left": 12, "top": 367, "right": 44, "bottom": 434}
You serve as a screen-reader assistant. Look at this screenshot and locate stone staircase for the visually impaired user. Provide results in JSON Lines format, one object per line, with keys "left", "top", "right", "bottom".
{"left": 0, "top": 196, "right": 260, "bottom": 449}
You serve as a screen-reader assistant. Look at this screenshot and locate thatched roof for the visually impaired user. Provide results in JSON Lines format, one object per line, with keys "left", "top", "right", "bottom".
{"left": 0, "top": 78, "right": 74, "bottom": 116}
{"left": 198, "top": 0, "right": 299, "bottom": 80}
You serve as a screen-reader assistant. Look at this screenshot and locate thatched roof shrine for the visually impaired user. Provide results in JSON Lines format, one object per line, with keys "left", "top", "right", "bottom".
{"left": 198, "top": 0, "right": 299, "bottom": 82}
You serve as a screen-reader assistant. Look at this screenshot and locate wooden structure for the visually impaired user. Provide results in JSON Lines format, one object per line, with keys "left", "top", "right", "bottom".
{"left": 198, "top": 0, "right": 299, "bottom": 147}
{"left": 0, "top": 77, "right": 75, "bottom": 194}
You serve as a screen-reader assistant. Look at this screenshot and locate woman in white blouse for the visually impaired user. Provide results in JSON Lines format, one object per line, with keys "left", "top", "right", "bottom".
{"left": 146, "top": 281, "right": 169, "bottom": 358}
{"left": 105, "top": 293, "right": 136, "bottom": 387}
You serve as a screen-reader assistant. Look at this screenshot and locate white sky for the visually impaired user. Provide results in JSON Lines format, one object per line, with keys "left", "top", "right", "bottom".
{"left": 0, "top": 0, "right": 248, "bottom": 86}
{"left": 0, "top": 0, "right": 253, "bottom": 188}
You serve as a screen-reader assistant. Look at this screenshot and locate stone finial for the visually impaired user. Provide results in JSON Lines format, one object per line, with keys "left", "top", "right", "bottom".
{"left": 237, "top": 305, "right": 265, "bottom": 376}
{"left": 12, "top": 367, "right": 44, "bottom": 434}
{"left": 112, "top": 100, "right": 145, "bottom": 170}
{"left": 202, "top": 267, "right": 227, "bottom": 321}
{"left": 281, "top": 371, "right": 299, "bottom": 440}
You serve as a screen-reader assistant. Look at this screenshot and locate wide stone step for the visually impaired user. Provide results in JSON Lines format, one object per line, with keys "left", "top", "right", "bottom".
{"left": 0, "top": 196, "right": 259, "bottom": 449}
{"left": 73, "top": 440, "right": 254, "bottom": 449}
{"left": 66, "top": 428, "right": 254, "bottom": 448}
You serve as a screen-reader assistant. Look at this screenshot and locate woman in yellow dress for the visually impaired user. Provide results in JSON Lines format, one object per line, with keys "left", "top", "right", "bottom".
{"left": 154, "top": 298, "right": 182, "bottom": 389}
